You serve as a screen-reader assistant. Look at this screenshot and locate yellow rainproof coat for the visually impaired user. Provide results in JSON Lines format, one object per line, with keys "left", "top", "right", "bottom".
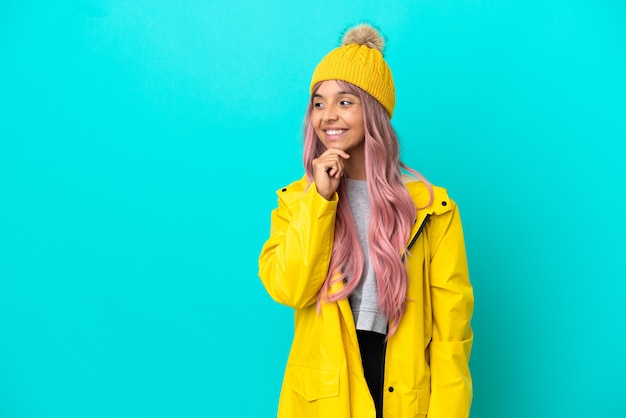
{"left": 259, "top": 176, "right": 473, "bottom": 418}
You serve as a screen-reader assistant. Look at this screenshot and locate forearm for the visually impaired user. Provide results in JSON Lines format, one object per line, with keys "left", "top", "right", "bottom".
{"left": 259, "top": 184, "right": 338, "bottom": 308}
{"left": 427, "top": 201, "right": 474, "bottom": 417}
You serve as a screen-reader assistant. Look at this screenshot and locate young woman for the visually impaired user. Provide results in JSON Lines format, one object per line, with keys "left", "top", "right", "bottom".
{"left": 258, "top": 23, "right": 474, "bottom": 418}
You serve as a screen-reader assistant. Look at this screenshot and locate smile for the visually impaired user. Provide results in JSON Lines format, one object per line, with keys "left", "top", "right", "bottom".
{"left": 325, "top": 129, "right": 347, "bottom": 135}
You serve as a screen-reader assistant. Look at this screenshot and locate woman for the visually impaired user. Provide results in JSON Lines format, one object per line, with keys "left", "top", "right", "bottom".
{"left": 258, "top": 23, "right": 474, "bottom": 418}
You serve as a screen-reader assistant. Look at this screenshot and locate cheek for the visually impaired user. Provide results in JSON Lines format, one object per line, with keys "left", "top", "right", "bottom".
{"left": 311, "top": 115, "right": 323, "bottom": 131}
{"left": 349, "top": 118, "right": 364, "bottom": 135}
{"left": 310, "top": 111, "right": 321, "bottom": 123}
{"left": 311, "top": 121, "right": 320, "bottom": 135}
{"left": 347, "top": 110, "right": 363, "bottom": 126}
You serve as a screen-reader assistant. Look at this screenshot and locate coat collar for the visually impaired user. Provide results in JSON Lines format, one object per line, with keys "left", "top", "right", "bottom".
{"left": 404, "top": 179, "right": 453, "bottom": 244}
{"left": 276, "top": 175, "right": 452, "bottom": 213}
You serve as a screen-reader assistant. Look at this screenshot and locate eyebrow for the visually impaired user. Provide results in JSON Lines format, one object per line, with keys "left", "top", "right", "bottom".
{"left": 313, "top": 91, "right": 356, "bottom": 98}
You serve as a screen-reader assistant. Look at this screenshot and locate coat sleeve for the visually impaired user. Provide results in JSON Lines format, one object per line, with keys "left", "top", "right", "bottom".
{"left": 426, "top": 199, "right": 474, "bottom": 418}
{"left": 258, "top": 183, "right": 338, "bottom": 309}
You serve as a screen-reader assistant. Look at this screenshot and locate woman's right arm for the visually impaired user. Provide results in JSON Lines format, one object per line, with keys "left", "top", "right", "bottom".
{"left": 258, "top": 182, "right": 338, "bottom": 308}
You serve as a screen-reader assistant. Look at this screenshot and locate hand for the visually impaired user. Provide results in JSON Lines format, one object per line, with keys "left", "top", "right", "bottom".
{"left": 312, "top": 148, "right": 350, "bottom": 200}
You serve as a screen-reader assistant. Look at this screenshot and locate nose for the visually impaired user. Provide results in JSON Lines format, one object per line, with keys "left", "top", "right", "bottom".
{"left": 323, "top": 105, "right": 338, "bottom": 121}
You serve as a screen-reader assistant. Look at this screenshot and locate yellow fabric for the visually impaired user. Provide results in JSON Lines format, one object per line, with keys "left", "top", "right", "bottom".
{"left": 310, "top": 43, "right": 396, "bottom": 118}
{"left": 259, "top": 176, "right": 474, "bottom": 418}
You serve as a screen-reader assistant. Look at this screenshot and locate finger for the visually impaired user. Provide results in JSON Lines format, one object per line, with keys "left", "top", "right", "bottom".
{"left": 330, "top": 162, "right": 344, "bottom": 179}
{"left": 314, "top": 154, "right": 344, "bottom": 180}
{"left": 316, "top": 155, "right": 341, "bottom": 171}
{"left": 322, "top": 148, "right": 350, "bottom": 160}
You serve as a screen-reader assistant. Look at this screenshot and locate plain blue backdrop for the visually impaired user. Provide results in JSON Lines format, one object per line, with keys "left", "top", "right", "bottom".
{"left": 1, "top": 1, "right": 625, "bottom": 417}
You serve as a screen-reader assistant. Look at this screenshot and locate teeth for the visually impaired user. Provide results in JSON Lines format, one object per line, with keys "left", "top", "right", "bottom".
{"left": 326, "top": 129, "right": 345, "bottom": 135}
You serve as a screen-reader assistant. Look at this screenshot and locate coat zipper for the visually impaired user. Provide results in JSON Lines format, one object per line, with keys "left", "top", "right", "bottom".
{"left": 382, "top": 213, "right": 430, "bottom": 412}
{"left": 402, "top": 214, "right": 431, "bottom": 261}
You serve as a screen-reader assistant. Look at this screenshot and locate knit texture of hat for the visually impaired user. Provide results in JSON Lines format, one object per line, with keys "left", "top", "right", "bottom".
{"left": 310, "top": 24, "right": 395, "bottom": 118}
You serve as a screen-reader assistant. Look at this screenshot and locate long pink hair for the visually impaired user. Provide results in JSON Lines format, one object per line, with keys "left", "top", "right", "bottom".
{"left": 303, "top": 80, "right": 433, "bottom": 336}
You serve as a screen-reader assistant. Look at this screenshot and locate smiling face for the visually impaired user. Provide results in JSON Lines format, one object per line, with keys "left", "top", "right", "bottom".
{"left": 311, "top": 80, "right": 365, "bottom": 155}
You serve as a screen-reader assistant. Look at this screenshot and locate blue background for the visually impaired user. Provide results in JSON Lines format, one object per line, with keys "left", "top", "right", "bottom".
{"left": 1, "top": 1, "right": 625, "bottom": 417}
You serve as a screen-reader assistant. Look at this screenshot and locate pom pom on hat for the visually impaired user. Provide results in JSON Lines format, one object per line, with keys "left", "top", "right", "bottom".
{"left": 310, "top": 23, "right": 395, "bottom": 117}
{"left": 342, "top": 24, "right": 385, "bottom": 52}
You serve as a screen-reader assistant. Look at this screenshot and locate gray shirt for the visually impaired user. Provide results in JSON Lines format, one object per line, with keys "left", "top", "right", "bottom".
{"left": 345, "top": 178, "right": 388, "bottom": 335}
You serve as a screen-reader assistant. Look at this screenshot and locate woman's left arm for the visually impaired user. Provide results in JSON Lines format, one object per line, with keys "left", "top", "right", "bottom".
{"left": 426, "top": 199, "right": 474, "bottom": 418}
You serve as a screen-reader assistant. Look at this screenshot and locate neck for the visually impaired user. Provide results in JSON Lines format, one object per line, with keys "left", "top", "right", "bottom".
{"left": 344, "top": 146, "right": 366, "bottom": 180}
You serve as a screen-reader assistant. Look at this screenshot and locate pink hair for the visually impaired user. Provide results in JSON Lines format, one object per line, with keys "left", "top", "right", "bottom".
{"left": 303, "top": 80, "right": 433, "bottom": 336}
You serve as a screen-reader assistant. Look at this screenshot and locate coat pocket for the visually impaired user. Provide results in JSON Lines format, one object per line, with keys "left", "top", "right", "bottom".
{"left": 286, "top": 363, "right": 340, "bottom": 402}
{"left": 414, "top": 386, "right": 431, "bottom": 416}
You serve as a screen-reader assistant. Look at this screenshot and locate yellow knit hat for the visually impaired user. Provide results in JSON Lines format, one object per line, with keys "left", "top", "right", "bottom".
{"left": 310, "top": 24, "right": 395, "bottom": 118}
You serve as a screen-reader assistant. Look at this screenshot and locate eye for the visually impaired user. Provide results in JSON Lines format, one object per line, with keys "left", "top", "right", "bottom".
{"left": 313, "top": 102, "right": 324, "bottom": 109}
{"left": 340, "top": 100, "right": 353, "bottom": 106}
